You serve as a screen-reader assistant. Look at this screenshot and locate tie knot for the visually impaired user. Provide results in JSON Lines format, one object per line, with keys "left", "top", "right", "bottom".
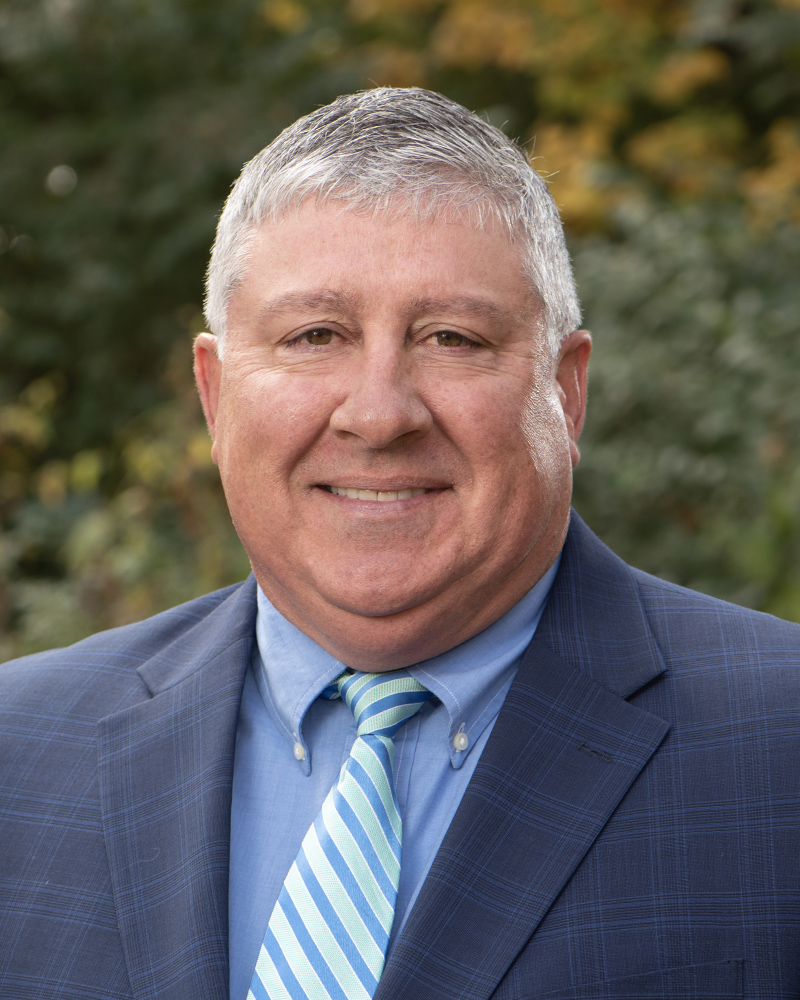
{"left": 326, "top": 670, "right": 432, "bottom": 738}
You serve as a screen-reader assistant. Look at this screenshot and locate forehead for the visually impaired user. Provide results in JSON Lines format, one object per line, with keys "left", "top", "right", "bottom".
{"left": 230, "top": 199, "right": 541, "bottom": 324}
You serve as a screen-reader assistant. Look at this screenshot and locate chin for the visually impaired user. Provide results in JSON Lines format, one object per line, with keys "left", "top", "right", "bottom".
{"left": 318, "top": 573, "right": 449, "bottom": 620}
{"left": 326, "top": 590, "right": 433, "bottom": 620}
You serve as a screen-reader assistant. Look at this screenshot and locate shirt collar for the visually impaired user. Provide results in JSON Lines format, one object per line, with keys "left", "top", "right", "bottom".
{"left": 254, "top": 555, "right": 560, "bottom": 772}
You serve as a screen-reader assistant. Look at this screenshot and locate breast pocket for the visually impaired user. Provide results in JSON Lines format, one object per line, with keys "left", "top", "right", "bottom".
{"left": 512, "top": 958, "right": 744, "bottom": 999}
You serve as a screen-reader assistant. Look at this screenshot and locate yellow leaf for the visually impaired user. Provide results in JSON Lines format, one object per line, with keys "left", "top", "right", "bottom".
{"left": 741, "top": 119, "right": 800, "bottom": 228}
{"left": 71, "top": 450, "right": 104, "bottom": 493}
{"left": 626, "top": 113, "right": 744, "bottom": 196}
{"left": 651, "top": 48, "right": 730, "bottom": 104}
{"left": 187, "top": 432, "right": 214, "bottom": 469}
{"left": 533, "top": 121, "right": 613, "bottom": 231}
{"left": 261, "top": 0, "right": 309, "bottom": 33}
{"left": 0, "top": 404, "right": 49, "bottom": 450}
{"left": 363, "top": 43, "right": 426, "bottom": 87}
{"left": 37, "top": 461, "right": 69, "bottom": 507}
{"left": 432, "top": 1, "right": 535, "bottom": 71}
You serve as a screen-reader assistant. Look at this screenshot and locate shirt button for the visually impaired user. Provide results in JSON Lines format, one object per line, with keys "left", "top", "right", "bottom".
{"left": 293, "top": 742, "right": 306, "bottom": 761}
{"left": 453, "top": 732, "right": 469, "bottom": 752}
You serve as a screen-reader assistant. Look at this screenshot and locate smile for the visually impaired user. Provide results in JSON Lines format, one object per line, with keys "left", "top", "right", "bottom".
{"left": 324, "top": 486, "right": 430, "bottom": 501}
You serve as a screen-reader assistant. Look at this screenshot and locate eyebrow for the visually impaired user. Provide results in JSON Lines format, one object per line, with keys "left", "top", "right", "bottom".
{"left": 258, "top": 291, "right": 512, "bottom": 323}
{"left": 408, "top": 296, "right": 510, "bottom": 323}
{"left": 258, "top": 290, "right": 360, "bottom": 318}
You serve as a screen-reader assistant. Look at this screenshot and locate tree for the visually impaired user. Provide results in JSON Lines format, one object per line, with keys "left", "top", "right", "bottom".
{"left": 1, "top": 0, "right": 799, "bottom": 658}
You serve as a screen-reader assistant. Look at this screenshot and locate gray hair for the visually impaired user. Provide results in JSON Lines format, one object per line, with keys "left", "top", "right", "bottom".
{"left": 204, "top": 87, "right": 581, "bottom": 354}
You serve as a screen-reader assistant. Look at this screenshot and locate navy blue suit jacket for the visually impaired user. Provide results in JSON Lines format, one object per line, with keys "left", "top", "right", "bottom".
{"left": 1, "top": 514, "right": 799, "bottom": 999}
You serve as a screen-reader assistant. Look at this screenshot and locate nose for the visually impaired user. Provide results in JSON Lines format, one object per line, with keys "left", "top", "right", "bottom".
{"left": 328, "top": 345, "right": 433, "bottom": 449}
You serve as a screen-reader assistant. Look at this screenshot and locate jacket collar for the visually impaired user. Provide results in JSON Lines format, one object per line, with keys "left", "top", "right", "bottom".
{"left": 98, "top": 577, "right": 258, "bottom": 1000}
{"left": 535, "top": 511, "right": 667, "bottom": 698}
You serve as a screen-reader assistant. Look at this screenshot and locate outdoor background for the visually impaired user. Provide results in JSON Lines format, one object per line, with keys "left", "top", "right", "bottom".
{"left": 1, "top": 0, "right": 799, "bottom": 661}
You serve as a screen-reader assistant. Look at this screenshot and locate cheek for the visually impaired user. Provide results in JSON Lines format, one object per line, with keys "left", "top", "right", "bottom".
{"left": 436, "top": 375, "right": 553, "bottom": 474}
{"left": 215, "top": 373, "right": 337, "bottom": 476}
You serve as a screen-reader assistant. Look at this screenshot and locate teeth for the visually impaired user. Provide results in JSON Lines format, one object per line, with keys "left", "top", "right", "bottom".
{"left": 329, "top": 486, "right": 428, "bottom": 501}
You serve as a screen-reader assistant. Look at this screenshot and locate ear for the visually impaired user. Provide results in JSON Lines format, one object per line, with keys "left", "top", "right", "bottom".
{"left": 555, "top": 329, "right": 592, "bottom": 468}
{"left": 193, "top": 333, "right": 222, "bottom": 465}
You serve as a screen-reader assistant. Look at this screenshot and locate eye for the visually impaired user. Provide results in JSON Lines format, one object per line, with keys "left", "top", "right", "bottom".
{"left": 299, "top": 328, "right": 335, "bottom": 346}
{"left": 433, "top": 330, "right": 474, "bottom": 348}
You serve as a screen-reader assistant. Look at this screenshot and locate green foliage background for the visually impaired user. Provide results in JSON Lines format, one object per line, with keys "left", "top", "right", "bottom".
{"left": 1, "top": 0, "right": 799, "bottom": 659}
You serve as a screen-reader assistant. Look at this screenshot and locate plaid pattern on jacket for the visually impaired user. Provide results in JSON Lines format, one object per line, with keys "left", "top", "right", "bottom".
{"left": 1, "top": 513, "right": 798, "bottom": 999}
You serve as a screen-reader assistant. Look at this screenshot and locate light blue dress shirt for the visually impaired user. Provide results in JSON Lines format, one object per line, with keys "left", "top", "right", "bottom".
{"left": 229, "top": 557, "right": 559, "bottom": 1000}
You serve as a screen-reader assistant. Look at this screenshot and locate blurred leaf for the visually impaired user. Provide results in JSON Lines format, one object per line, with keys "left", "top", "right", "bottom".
{"left": 2, "top": 0, "right": 800, "bottom": 658}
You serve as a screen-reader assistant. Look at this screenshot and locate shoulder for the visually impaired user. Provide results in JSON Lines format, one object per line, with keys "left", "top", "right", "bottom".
{"left": 633, "top": 566, "right": 800, "bottom": 650}
{"left": 631, "top": 567, "right": 800, "bottom": 705}
{"left": 0, "top": 580, "right": 250, "bottom": 718}
{"left": 557, "top": 513, "right": 800, "bottom": 693}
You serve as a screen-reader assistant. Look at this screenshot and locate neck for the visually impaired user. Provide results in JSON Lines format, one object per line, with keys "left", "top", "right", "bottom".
{"left": 252, "top": 534, "right": 565, "bottom": 672}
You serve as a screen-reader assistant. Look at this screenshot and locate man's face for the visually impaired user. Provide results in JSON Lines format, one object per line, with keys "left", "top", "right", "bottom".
{"left": 195, "top": 200, "right": 590, "bottom": 669}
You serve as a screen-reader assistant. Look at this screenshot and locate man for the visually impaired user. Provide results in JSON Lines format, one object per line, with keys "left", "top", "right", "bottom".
{"left": 1, "top": 88, "right": 798, "bottom": 999}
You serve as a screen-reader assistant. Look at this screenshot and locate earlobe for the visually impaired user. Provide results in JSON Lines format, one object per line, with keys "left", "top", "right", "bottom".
{"left": 555, "top": 329, "right": 592, "bottom": 469}
{"left": 193, "top": 333, "right": 222, "bottom": 462}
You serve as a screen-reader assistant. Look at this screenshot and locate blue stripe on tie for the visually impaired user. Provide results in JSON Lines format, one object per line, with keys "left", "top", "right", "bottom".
{"left": 345, "top": 674, "right": 412, "bottom": 711}
{"left": 359, "top": 692, "right": 431, "bottom": 736}
{"left": 313, "top": 812, "right": 391, "bottom": 944}
{"left": 346, "top": 750, "right": 401, "bottom": 861}
{"left": 279, "top": 890, "right": 358, "bottom": 1000}
{"left": 333, "top": 788, "right": 398, "bottom": 901}
{"left": 295, "top": 849, "right": 388, "bottom": 974}
{"left": 353, "top": 680, "right": 418, "bottom": 705}
{"left": 348, "top": 737, "right": 398, "bottom": 821}
{"left": 263, "top": 926, "right": 311, "bottom": 1000}
{"left": 366, "top": 689, "right": 429, "bottom": 713}
{"left": 339, "top": 671, "right": 369, "bottom": 703}
{"left": 357, "top": 688, "right": 419, "bottom": 713}
{"left": 345, "top": 761, "right": 401, "bottom": 866}
{"left": 249, "top": 966, "right": 270, "bottom": 1000}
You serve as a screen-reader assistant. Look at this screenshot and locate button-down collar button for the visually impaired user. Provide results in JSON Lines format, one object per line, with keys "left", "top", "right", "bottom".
{"left": 453, "top": 732, "right": 469, "bottom": 752}
{"left": 293, "top": 741, "right": 306, "bottom": 761}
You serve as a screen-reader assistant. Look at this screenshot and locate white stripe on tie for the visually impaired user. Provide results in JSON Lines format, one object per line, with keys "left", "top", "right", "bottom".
{"left": 248, "top": 670, "right": 432, "bottom": 1000}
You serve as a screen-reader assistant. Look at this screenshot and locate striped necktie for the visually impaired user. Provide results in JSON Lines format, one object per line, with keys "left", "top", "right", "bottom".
{"left": 248, "top": 670, "right": 432, "bottom": 1000}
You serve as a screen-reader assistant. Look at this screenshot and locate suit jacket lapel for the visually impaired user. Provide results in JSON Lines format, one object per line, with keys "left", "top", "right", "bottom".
{"left": 377, "top": 514, "right": 671, "bottom": 1000}
{"left": 97, "top": 578, "right": 258, "bottom": 1000}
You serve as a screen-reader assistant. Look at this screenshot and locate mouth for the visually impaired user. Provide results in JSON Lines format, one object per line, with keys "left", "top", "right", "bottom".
{"left": 320, "top": 485, "right": 432, "bottom": 502}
